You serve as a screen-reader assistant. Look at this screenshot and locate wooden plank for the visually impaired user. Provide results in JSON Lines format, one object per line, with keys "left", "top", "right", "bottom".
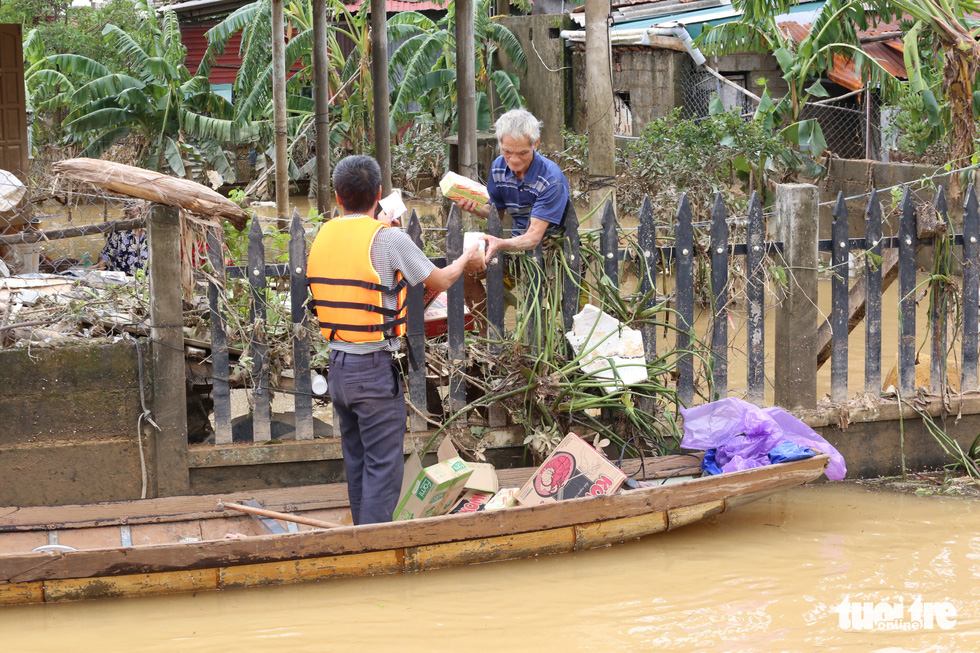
{"left": 600, "top": 198, "right": 619, "bottom": 285}
{"left": 50, "top": 158, "right": 248, "bottom": 229}
{"left": 0, "top": 581, "right": 43, "bottom": 605}
{"left": 962, "top": 185, "right": 979, "bottom": 392}
{"left": 666, "top": 499, "right": 725, "bottom": 529}
{"left": 248, "top": 215, "right": 272, "bottom": 441}
{"left": 219, "top": 550, "right": 402, "bottom": 589}
{"left": 0, "top": 455, "right": 700, "bottom": 532}
{"left": 206, "top": 224, "right": 233, "bottom": 444}
{"left": 709, "top": 193, "right": 728, "bottom": 399}
{"left": 486, "top": 206, "right": 508, "bottom": 427}
{"left": 486, "top": 206, "right": 506, "bottom": 341}
{"left": 831, "top": 191, "right": 849, "bottom": 402}
{"left": 930, "top": 187, "right": 949, "bottom": 395}
{"left": 561, "top": 202, "right": 582, "bottom": 336}
{"left": 147, "top": 204, "right": 190, "bottom": 495}
{"left": 898, "top": 187, "right": 917, "bottom": 396}
{"left": 573, "top": 510, "right": 667, "bottom": 550}
{"left": 406, "top": 527, "right": 576, "bottom": 571}
{"left": 43, "top": 568, "right": 219, "bottom": 603}
{"left": 637, "top": 195, "right": 658, "bottom": 362}
{"left": 446, "top": 205, "right": 466, "bottom": 416}
{"left": 289, "top": 208, "right": 314, "bottom": 440}
{"left": 745, "top": 192, "right": 765, "bottom": 405}
{"left": 864, "top": 191, "right": 884, "bottom": 396}
{"left": 405, "top": 211, "right": 428, "bottom": 432}
{"left": 675, "top": 194, "right": 695, "bottom": 407}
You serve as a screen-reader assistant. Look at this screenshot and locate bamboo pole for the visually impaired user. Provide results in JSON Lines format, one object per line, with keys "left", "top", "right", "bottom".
{"left": 271, "top": 0, "right": 290, "bottom": 226}
{"left": 312, "top": 0, "right": 332, "bottom": 217}
{"left": 218, "top": 501, "right": 344, "bottom": 529}
{"left": 371, "top": 0, "right": 392, "bottom": 195}
{"left": 0, "top": 217, "right": 145, "bottom": 245}
{"left": 456, "top": 0, "right": 478, "bottom": 181}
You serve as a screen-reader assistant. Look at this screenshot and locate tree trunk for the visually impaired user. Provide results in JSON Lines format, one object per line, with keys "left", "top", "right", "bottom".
{"left": 944, "top": 46, "right": 979, "bottom": 199}
{"left": 584, "top": 0, "right": 616, "bottom": 225}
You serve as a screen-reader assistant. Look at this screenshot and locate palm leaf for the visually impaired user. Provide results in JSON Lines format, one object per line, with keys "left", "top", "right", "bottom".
{"left": 102, "top": 25, "right": 153, "bottom": 83}
{"left": 69, "top": 74, "right": 145, "bottom": 106}
{"left": 77, "top": 126, "right": 132, "bottom": 159}
{"left": 490, "top": 69, "right": 523, "bottom": 111}
{"left": 164, "top": 137, "right": 187, "bottom": 177}
{"left": 42, "top": 54, "right": 110, "bottom": 79}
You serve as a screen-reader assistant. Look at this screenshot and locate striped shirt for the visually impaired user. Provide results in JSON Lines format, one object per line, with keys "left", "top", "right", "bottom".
{"left": 319, "top": 219, "right": 435, "bottom": 354}
{"left": 486, "top": 152, "right": 570, "bottom": 235}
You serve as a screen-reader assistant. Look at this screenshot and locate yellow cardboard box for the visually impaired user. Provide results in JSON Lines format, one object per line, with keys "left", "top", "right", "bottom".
{"left": 393, "top": 456, "right": 473, "bottom": 521}
{"left": 439, "top": 171, "right": 490, "bottom": 206}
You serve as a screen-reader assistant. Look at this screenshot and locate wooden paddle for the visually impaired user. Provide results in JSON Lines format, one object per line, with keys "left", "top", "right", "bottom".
{"left": 218, "top": 501, "right": 344, "bottom": 530}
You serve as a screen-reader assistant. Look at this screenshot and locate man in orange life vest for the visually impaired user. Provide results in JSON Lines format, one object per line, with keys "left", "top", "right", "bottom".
{"left": 308, "top": 155, "right": 485, "bottom": 525}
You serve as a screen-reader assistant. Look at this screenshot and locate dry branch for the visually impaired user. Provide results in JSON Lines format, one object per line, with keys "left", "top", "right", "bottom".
{"left": 51, "top": 159, "right": 248, "bottom": 230}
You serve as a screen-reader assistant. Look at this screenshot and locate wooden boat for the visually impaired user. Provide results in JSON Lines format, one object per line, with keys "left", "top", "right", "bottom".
{"left": 0, "top": 453, "right": 829, "bottom": 605}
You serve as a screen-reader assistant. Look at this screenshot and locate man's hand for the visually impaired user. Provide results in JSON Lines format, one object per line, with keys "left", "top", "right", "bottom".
{"left": 377, "top": 208, "right": 399, "bottom": 227}
{"left": 456, "top": 197, "right": 492, "bottom": 219}
{"left": 482, "top": 234, "right": 505, "bottom": 262}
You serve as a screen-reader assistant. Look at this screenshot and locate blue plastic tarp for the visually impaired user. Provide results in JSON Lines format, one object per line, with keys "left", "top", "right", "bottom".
{"left": 680, "top": 397, "right": 847, "bottom": 480}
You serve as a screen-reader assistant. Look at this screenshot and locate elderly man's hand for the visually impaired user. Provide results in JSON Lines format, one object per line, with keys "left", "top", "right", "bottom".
{"left": 456, "top": 197, "right": 491, "bottom": 218}
{"left": 482, "top": 235, "right": 505, "bottom": 262}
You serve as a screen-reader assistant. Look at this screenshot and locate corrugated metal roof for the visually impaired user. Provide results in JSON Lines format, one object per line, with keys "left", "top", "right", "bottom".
{"left": 181, "top": 20, "right": 242, "bottom": 85}
{"left": 343, "top": 0, "right": 448, "bottom": 11}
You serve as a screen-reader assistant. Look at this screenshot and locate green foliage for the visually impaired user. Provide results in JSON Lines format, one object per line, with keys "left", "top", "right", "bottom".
{"left": 391, "top": 119, "right": 448, "bottom": 193}
{"left": 698, "top": 0, "right": 907, "bottom": 176}
{"left": 387, "top": 0, "right": 527, "bottom": 131}
{"left": 2, "top": 0, "right": 147, "bottom": 70}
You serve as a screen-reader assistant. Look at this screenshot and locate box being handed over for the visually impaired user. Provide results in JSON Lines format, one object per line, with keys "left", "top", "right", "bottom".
{"left": 516, "top": 433, "right": 628, "bottom": 507}
{"left": 439, "top": 171, "right": 490, "bottom": 206}
{"left": 393, "top": 456, "right": 473, "bottom": 521}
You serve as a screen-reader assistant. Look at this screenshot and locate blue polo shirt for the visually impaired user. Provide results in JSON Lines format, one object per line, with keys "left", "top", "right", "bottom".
{"left": 486, "top": 151, "right": 570, "bottom": 236}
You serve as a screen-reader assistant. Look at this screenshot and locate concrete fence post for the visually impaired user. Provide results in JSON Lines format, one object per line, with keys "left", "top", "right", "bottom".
{"left": 774, "top": 183, "right": 820, "bottom": 410}
{"left": 147, "top": 203, "right": 190, "bottom": 496}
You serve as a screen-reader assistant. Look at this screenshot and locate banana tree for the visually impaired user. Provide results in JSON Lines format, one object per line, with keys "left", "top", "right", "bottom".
{"left": 700, "top": 0, "right": 905, "bottom": 176}
{"left": 201, "top": 0, "right": 372, "bottom": 166}
{"left": 25, "top": 0, "right": 241, "bottom": 179}
{"left": 387, "top": 0, "right": 526, "bottom": 131}
{"left": 867, "top": 0, "right": 980, "bottom": 172}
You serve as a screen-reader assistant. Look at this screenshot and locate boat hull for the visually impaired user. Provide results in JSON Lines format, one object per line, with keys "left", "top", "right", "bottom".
{"left": 0, "top": 454, "right": 828, "bottom": 604}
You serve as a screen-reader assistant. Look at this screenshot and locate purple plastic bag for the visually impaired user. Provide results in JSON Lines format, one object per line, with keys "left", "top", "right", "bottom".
{"left": 680, "top": 397, "right": 847, "bottom": 480}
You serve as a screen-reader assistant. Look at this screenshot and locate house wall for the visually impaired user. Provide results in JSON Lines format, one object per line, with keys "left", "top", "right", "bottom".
{"left": 496, "top": 14, "right": 569, "bottom": 152}
{"left": 713, "top": 52, "right": 788, "bottom": 100}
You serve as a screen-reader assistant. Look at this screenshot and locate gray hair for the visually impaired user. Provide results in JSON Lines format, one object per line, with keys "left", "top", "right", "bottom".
{"left": 494, "top": 109, "right": 541, "bottom": 146}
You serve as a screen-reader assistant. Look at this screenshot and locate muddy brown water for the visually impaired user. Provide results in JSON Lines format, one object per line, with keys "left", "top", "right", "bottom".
{"left": 1, "top": 483, "right": 977, "bottom": 650}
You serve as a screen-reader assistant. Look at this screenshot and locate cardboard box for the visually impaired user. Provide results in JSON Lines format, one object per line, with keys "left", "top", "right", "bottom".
{"left": 516, "top": 433, "right": 628, "bottom": 507}
{"left": 393, "top": 456, "right": 473, "bottom": 521}
{"left": 447, "top": 489, "right": 494, "bottom": 515}
{"left": 485, "top": 488, "right": 519, "bottom": 511}
{"left": 439, "top": 171, "right": 490, "bottom": 206}
{"left": 423, "top": 289, "right": 478, "bottom": 337}
{"left": 437, "top": 437, "right": 499, "bottom": 494}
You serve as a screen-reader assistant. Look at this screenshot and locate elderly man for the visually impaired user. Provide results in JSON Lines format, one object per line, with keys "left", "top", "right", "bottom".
{"left": 456, "top": 109, "right": 571, "bottom": 258}
{"left": 308, "top": 155, "right": 484, "bottom": 525}
{"left": 453, "top": 109, "right": 571, "bottom": 319}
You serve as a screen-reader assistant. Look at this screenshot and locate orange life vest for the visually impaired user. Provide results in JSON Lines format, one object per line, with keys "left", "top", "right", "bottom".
{"left": 307, "top": 215, "right": 408, "bottom": 342}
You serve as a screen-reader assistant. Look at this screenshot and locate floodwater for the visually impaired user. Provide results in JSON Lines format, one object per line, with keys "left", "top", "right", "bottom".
{"left": 1, "top": 484, "right": 977, "bottom": 651}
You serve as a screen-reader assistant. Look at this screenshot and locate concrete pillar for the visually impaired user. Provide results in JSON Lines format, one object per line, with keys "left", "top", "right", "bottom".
{"left": 147, "top": 204, "right": 190, "bottom": 496}
{"left": 774, "top": 183, "right": 819, "bottom": 409}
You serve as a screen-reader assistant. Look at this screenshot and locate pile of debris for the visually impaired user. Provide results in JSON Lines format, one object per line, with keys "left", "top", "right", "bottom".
{"left": 0, "top": 268, "right": 146, "bottom": 348}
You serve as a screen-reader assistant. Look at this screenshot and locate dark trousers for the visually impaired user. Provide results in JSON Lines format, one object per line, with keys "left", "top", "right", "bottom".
{"left": 328, "top": 350, "right": 406, "bottom": 525}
